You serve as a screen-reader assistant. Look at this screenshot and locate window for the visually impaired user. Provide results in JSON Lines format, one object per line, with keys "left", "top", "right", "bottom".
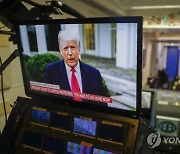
{"left": 45, "top": 24, "right": 60, "bottom": 51}
{"left": 27, "top": 25, "right": 38, "bottom": 52}
{"left": 84, "top": 24, "right": 95, "bottom": 51}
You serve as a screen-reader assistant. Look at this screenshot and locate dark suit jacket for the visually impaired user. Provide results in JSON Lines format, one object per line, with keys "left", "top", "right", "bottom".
{"left": 45, "top": 60, "right": 107, "bottom": 97}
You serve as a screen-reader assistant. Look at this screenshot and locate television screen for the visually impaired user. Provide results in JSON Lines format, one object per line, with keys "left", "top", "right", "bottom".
{"left": 73, "top": 117, "right": 97, "bottom": 136}
{"left": 50, "top": 112, "right": 72, "bottom": 131}
{"left": 43, "top": 136, "right": 66, "bottom": 153}
{"left": 141, "top": 90, "right": 154, "bottom": 119}
{"left": 156, "top": 115, "right": 180, "bottom": 137}
{"left": 16, "top": 17, "right": 142, "bottom": 117}
{"left": 93, "top": 148, "right": 117, "bottom": 154}
{"left": 141, "top": 91, "right": 153, "bottom": 109}
{"left": 97, "top": 122, "right": 125, "bottom": 143}
{"left": 23, "top": 130, "right": 42, "bottom": 148}
{"left": 31, "top": 109, "right": 50, "bottom": 125}
{"left": 67, "top": 141, "right": 92, "bottom": 154}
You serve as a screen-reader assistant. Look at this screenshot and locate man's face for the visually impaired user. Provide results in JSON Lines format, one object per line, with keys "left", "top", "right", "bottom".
{"left": 60, "top": 40, "right": 80, "bottom": 68}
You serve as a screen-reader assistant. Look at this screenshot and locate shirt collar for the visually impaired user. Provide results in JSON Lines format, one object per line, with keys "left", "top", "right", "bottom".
{"left": 64, "top": 61, "right": 80, "bottom": 73}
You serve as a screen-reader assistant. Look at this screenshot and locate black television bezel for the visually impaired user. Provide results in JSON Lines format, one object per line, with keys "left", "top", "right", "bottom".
{"left": 15, "top": 16, "right": 142, "bottom": 118}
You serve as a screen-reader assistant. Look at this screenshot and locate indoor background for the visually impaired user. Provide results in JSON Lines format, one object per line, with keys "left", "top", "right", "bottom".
{"left": 0, "top": 0, "right": 180, "bottom": 153}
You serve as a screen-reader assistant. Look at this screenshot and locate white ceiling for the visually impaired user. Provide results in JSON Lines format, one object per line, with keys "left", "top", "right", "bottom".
{"left": 67, "top": 0, "right": 179, "bottom": 16}
{"left": 3, "top": 0, "right": 178, "bottom": 35}
{"left": 1, "top": 0, "right": 180, "bottom": 39}
{"left": 34, "top": 0, "right": 180, "bottom": 18}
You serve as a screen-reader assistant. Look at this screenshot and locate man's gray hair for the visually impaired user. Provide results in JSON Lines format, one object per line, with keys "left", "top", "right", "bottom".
{"left": 58, "top": 30, "right": 80, "bottom": 48}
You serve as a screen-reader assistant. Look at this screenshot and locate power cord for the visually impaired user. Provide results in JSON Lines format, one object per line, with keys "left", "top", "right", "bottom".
{"left": 0, "top": 25, "right": 6, "bottom": 30}
{"left": 0, "top": 57, "right": 7, "bottom": 123}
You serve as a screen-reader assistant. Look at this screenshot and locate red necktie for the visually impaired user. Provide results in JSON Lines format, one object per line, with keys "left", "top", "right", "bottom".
{"left": 71, "top": 68, "right": 82, "bottom": 101}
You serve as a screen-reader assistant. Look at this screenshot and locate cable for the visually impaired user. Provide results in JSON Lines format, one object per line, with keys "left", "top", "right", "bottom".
{"left": 0, "top": 18, "right": 10, "bottom": 30}
{"left": 45, "top": 0, "right": 85, "bottom": 18}
{"left": 0, "top": 49, "right": 19, "bottom": 75}
{"left": 0, "top": 57, "right": 7, "bottom": 123}
{"left": 0, "top": 30, "right": 16, "bottom": 35}
{"left": 0, "top": 25, "right": 6, "bottom": 30}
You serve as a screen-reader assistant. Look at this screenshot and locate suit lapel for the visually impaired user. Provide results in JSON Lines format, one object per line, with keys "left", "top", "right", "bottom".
{"left": 80, "top": 61, "right": 90, "bottom": 93}
{"left": 59, "top": 60, "right": 71, "bottom": 91}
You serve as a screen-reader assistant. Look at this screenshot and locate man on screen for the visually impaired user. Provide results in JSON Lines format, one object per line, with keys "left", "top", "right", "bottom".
{"left": 45, "top": 30, "right": 108, "bottom": 100}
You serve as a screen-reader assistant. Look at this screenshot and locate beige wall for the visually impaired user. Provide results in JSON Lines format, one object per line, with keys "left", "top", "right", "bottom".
{"left": 0, "top": 34, "right": 26, "bottom": 116}
{"left": 0, "top": 34, "right": 11, "bottom": 89}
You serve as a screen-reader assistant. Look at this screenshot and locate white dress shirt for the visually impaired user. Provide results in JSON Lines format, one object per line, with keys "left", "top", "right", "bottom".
{"left": 65, "top": 62, "right": 82, "bottom": 92}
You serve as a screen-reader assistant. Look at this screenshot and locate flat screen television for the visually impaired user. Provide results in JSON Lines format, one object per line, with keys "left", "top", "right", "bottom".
{"left": 141, "top": 90, "right": 154, "bottom": 119}
{"left": 141, "top": 90, "right": 154, "bottom": 109}
{"left": 16, "top": 17, "right": 142, "bottom": 117}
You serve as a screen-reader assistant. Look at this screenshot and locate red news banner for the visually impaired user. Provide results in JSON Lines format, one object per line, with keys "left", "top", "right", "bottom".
{"left": 30, "top": 81, "right": 112, "bottom": 104}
